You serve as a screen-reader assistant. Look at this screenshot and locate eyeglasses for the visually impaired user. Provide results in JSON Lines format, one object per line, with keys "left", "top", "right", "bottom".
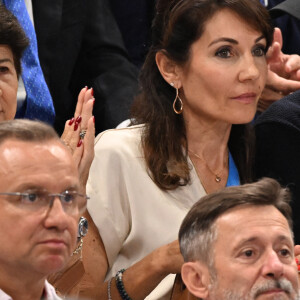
{"left": 0, "top": 190, "right": 89, "bottom": 215}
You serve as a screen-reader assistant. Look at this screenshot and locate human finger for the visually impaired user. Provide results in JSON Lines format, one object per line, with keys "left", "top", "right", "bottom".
{"left": 295, "top": 245, "right": 300, "bottom": 257}
{"left": 266, "top": 70, "right": 300, "bottom": 94}
{"left": 80, "top": 89, "right": 95, "bottom": 132}
{"left": 267, "top": 42, "right": 282, "bottom": 64}
{"left": 273, "top": 27, "right": 283, "bottom": 50}
{"left": 72, "top": 135, "right": 84, "bottom": 170}
{"left": 285, "top": 55, "right": 300, "bottom": 74}
{"left": 61, "top": 117, "right": 82, "bottom": 155}
{"left": 74, "top": 86, "right": 88, "bottom": 119}
{"left": 77, "top": 116, "right": 95, "bottom": 188}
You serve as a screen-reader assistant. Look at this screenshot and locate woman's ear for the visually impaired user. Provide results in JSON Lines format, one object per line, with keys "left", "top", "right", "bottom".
{"left": 155, "top": 50, "right": 181, "bottom": 87}
{"left": 181, "top": 261, "right": 211, "bottom": 299}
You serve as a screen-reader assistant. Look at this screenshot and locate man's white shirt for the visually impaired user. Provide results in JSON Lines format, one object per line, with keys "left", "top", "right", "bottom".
{"left": 0, "top": 281, "right": 62, "bottom": 300}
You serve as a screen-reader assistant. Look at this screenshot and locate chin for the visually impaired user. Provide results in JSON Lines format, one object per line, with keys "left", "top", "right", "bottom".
{"left": 230, "top": 111, "right": 256, "bottom": 125}
{"left": 38, "top": 254, "right": 71, "bottom": 275}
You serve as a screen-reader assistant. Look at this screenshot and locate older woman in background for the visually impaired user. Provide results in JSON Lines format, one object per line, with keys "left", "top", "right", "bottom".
{"left": 81, "top": 0, "right": 274, "bottom": 299}
{"left": 0, "top": 4, "right": 94, "bottom": 186}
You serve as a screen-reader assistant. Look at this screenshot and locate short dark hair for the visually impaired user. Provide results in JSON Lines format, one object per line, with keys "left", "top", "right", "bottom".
{"left": 0, "top": 4, "right": 29, "bottom": 76}
{"left": 179, "top": 178, "right": 292, "bottom": 264}
{"left": 0, "top": 119, "right": 60, "bottom": 145}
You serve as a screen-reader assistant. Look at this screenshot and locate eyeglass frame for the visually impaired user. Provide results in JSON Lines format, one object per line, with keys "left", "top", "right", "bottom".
{"left": 0, "top": 190, "right": 89, "bottom": 215}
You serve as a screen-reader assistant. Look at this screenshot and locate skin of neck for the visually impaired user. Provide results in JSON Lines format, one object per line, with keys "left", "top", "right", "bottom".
{"left": 0, "top": 267, "right": 46, "bottom": 300}
{"left": 185, "top": 116, "right": 232, "bottom": 168}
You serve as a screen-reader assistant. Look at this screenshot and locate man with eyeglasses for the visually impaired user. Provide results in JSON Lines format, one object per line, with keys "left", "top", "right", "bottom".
{"left": 0, "top": 119, "right": 88, "bottom": 300}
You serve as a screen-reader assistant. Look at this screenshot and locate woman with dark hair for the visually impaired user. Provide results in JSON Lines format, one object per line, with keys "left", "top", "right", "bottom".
{"left": 83, "top": 0, "right": 274, "bottom": 299}
{"left": 0, "top": 3, "right": 28, "bottom": 121}
{"left": 0, "top": 4, "right": 94, "bottom": 186}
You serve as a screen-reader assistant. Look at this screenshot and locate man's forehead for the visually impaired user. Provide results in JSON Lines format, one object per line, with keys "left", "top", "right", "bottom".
{"left": 0, "top": 139, "right": 77, "bottom": 183}
{"left": 0, "top": 138, "right": 69, "bottom": 164}
{"left": 215, "top": 205, "right": 292, "bottom": 244}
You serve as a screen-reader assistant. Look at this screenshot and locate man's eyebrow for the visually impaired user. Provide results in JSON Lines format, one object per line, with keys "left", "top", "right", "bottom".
{"left": 64, "top": 185, "right": 80, "bottom": 192}
{"left": 233, "top": 234, "right": 293, "bottom": 252}
{"left": 277, "top": 234, "right": 294, "bottom": 245}
{"left": 232, "top": 237, "right": 259, "bottom": 252}
{"left": 13, "top": 184, "right": 47, "bottom": 192}
{"left": 208, "top": 35, "right": 266, "bottom": 47}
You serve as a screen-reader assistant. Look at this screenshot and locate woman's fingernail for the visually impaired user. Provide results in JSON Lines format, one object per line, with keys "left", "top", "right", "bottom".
{"left": 91, "top": 87, "right": 94, "bottom": 96}
{"left": 93, "top": 116, "right": 95, "bottom": 124}
{"left": 77, "top": 139, "right": 83, "bottom": 147}
{"left": 75, "top": 115, "right": 82, "bottom": 124}
{"left": 74, "top": 123, "right": 79, "bottom": 131}
{"left": 68, "top": 118, "right": 75, "bottom": 126}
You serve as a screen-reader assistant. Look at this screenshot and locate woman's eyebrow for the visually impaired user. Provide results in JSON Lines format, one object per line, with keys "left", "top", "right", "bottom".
{"left": 255, "top": 35, "right": 265, "bottom": 43}
{"left": 209, "top": 37, "right": 238, "bottom": 47}
{"left": 208, "top": 35, "right": 266, "bottom": 48}
{"left": 0, "top": 58, "right": 13, "bottom": 64}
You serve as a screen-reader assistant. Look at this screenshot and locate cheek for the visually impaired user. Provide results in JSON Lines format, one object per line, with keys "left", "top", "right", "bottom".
{"left": 286, "top": 266, "right": 300, "bottom": 291}
{"left": 182, "top": 66, "right": 222, "bottom": 100}
{"left": 69, "top": 218, "right": 79, "bottom": 248}
{"left": 4, "top": 80, "right": 18, "bottom": 120}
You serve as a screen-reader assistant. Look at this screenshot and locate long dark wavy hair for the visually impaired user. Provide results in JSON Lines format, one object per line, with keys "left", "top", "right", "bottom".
{"left": 131, "top": 0, "right": 274, "bottom": 190}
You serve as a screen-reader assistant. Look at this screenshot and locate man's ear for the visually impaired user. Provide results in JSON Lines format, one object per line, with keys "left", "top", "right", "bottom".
{"left": 155, "top": 50, "right": 181, "bottom": 87}
{"left": 181, "top": 261, "right": 210, "bottom": 299}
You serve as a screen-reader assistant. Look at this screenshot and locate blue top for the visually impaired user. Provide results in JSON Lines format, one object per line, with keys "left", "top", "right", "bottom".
{"left": 226, "top": 152, "right": 240, "bottom": 187}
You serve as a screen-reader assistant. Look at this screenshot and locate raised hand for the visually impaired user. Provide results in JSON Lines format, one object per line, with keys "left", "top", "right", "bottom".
{"left": 61, "top": 87, "right": 95, "bottom": 190}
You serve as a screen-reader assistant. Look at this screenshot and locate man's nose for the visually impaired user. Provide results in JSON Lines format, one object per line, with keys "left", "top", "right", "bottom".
{"left": 261, "top": 251, "right": 284, "bottom": 279}
{"left": 44, "top": 197, "right": 69, "bottom": 231}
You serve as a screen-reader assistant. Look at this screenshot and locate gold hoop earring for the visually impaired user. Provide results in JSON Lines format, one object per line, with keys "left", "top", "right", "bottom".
{"left": 173, "top": 88, "right": 183, "bottom": 114}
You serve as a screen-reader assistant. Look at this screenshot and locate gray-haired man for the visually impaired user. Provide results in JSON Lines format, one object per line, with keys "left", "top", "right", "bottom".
{"left": 179, "top": 178, "right": 299, "bottom": 300}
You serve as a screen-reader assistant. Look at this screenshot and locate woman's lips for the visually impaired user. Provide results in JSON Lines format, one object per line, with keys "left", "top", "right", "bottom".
{"left": 230, "top": 93, "right": 257, "bottom": 104}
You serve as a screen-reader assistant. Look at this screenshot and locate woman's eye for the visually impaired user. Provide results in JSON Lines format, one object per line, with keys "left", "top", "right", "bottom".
{"left": 252, "top": 46, "right": 266, "bottom": 57}
{"left": 0, "top": 66, "right": 9, "bottom": 73}
{"left": 215, "top": 47, "right": 233, "bottom": 58}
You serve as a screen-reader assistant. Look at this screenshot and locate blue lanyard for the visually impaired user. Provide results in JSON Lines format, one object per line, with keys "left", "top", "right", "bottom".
{"left": 226, "top": 152, "right": 240, "bottom": 187}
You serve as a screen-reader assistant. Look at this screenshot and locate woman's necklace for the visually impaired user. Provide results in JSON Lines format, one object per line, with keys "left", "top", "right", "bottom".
{"left": 188, "top": 149, "right": 228, "bottom": 183}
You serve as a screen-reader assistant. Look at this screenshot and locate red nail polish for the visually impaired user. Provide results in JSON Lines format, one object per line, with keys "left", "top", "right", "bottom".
{"left": 68, "top": 118, "right": 75, "bottom": 126}
{"left": 77, "top": 139, "right": 82, "bottom": 147}
{"left": 296, "top": 258, "right": 299, "bottom": 265}
{"left": 91, "top": 88, "right": 94, "bottom": 97}
{"left": 74, "top": 123, "right": 79, "bottom": 131}
{"left": 75, "top": 115, "right": 82, "bottom": 124}
{"left": 298, "top": 265, "right": 300, "bottom": 271}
